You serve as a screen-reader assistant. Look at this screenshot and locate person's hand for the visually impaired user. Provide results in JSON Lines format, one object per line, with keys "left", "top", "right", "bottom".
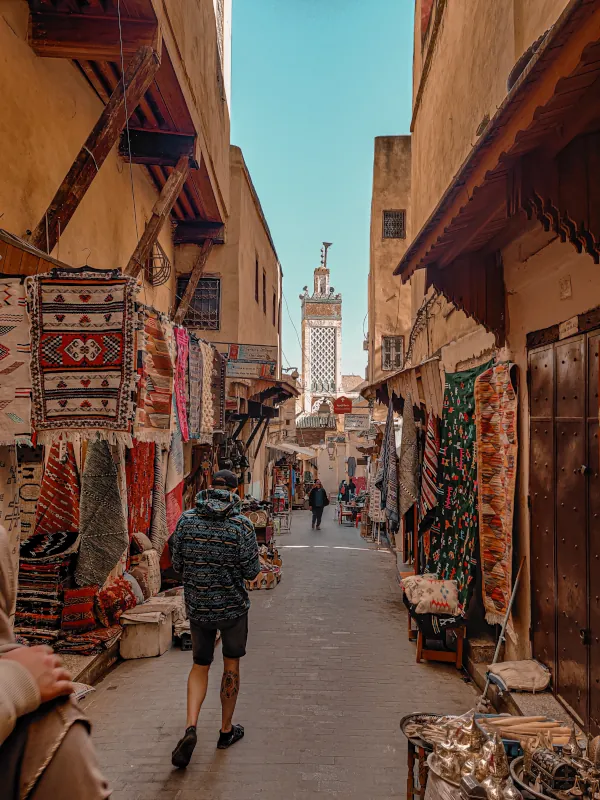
{"left": 3, "top": 646, "right": 74, "bottom": 703}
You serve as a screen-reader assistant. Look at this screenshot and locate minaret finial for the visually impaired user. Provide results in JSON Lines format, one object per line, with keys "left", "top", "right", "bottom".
{"left": 322, "top": 242, "right": 333, "bottom": 269}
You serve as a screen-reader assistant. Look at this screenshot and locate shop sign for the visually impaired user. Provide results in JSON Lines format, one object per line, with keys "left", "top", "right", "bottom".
{"left": 333, "top": 396, "right": 353, "bottom": 414}
{"left": 226, "top": 361, "right": 277, "bottom": 379}
{"left": 344, "top": 414, "right": 370, "bottom": 431}
{"left": 227, "top": 343, "right": 278, "bottom": 363}
{"left": 558, "top": 315, "right": 578, "bottom": 340}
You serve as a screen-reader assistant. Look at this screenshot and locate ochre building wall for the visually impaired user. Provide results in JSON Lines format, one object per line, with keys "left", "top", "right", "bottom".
{"left": 368, "top": 136, "right": 412, "bottom": 385}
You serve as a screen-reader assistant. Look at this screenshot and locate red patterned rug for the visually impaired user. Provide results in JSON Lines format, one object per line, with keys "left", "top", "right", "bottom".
{"left": 27, "top": 268, "right": 137, "bottom": 445}
{"left": 126, "top": 440, "right": 155, "bottom": 538}
{"left": 35, "top": 440, "right": 80, "bottom": 535}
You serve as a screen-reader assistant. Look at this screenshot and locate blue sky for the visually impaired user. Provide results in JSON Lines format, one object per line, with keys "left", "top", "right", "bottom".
{"left": 231, "top": 0, "right": 414, "bottom": 378}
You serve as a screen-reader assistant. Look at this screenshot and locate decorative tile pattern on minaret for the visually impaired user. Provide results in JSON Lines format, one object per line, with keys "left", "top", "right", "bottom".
{"left": 300, "top": 243, "right": 342, "bottom": 414}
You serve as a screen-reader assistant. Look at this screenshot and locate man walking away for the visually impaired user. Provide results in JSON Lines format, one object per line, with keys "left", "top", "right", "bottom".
{"left": 169, "top": 470, "right": 260, "bottom": 768}
{"left": 308, "top": 479, "right": 329, "bottom": 530}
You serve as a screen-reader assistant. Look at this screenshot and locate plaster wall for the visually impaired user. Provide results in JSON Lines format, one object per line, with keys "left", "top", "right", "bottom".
{"left": 410, "top": 0, "right": 569, "bottom": 238}
{"left": 368, "top": 136, "right": 412, "bottom": 386}
{"left": 0, "top": 3, "right": 175, "bottom": 314}
{"left": 503, "top": 229, "right": 600, "bottom": 659}
{"left": 181, "top": 146, "right": 280, "bottom": 357}
{"left": 154, "top": 0, "right": 230, "bottom": 218}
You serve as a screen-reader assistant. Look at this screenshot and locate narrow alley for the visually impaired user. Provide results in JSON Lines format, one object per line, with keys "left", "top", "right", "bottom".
{"left": 84, "top": 511, "right": 476, "bottom": 799}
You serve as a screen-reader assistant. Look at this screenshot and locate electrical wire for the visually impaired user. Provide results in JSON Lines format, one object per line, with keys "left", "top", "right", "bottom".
{"left": 282, "top": 291, "right": 304, "bottom": 361}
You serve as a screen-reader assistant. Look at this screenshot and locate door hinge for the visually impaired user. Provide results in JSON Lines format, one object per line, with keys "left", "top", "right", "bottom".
{"left": 580, "top": 628, "right": 591, "bottom": 646}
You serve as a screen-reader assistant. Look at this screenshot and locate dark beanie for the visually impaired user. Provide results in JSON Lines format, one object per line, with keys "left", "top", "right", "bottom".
{"left": 212, "top": 470, "right": 238, "bottom": 489}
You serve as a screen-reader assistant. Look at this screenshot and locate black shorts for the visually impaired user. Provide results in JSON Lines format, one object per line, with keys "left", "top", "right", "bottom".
{"left": 190, "top": 613, "right": 249, "bottom": 665}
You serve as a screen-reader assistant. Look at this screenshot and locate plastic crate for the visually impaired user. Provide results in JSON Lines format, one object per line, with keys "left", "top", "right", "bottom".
{"left": 179, "top": 633, "right": 193, "bottom": 651}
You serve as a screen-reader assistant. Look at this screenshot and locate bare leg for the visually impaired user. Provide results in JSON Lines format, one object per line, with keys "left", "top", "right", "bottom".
{"left": 220, "top": 657, "right": 240, "bottom": 733}
{"left": 187, "top": 663, "right": 210, "bottom": 728}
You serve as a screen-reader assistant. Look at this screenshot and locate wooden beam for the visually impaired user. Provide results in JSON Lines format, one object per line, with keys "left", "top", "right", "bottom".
{"left": 29, "top": 45, "right": 160, "bottom": 254}
{"left": 30, "top": 12, "right": 159, "bottom": 61}
{"left": 119, "top": 128, "right": 196, "bottom": 167}
{"left": 173, "top": 238, "right": 214, "bottom": 324}
{"left": 125, "top": 155, "right": 191, "bottom": 277}
{"left": 173, "top": 220, "right": 225, "bottom": 246}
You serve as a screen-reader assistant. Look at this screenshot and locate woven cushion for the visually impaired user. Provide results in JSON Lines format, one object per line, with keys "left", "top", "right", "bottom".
{"left": 130, "top": 531, "right": 153, "bottom": 556}
{"left": 123, "top": 572, "right": 144, "bottom": 604}
{"left": 410, "top": 576, "right": 460, "bottom": 616}
{"left": 61, "top": 586, "right": 98, "bottom": 634}
{"left": 96, "top": 576, "right": 137, "bottom": 627}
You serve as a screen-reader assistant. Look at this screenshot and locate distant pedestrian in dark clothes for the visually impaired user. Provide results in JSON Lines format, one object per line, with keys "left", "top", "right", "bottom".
{"left": 348, "top": 478, "right": 357, "bottom": 498}
{"left": 308, "top": 479, "right": 329, "bottom": 530}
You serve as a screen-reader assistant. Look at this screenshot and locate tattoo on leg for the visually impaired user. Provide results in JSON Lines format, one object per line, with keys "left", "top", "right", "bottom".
{"left": 221, "top": 670, "right": 239, "bottom": 699}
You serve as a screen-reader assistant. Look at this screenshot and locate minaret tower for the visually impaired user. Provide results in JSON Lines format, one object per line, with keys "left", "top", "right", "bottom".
{"left": 300, "top": 243, "right": 342, "bottom": 414}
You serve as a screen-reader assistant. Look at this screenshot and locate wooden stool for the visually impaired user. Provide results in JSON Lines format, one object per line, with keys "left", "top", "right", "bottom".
{"left": 416, "top": 626, "right": 465, "bottom": 669}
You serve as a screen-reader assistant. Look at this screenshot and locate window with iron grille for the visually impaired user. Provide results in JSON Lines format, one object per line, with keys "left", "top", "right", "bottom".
{"left": 255, "top": 258, "right": 259, "bottom": 303}
{"left": 382, "top": 336, "right": 404, "bottom": 371}
{"left": 176, "top": 276, "right": 221, "bottom": 330}
{"left": 382, "top": 210, "right": 406, "bottom": 239}
{"left": 262, "top": 270, "right": 267, "bottom": 314}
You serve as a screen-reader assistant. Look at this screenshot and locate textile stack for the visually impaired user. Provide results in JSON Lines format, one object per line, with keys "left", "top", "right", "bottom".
{"left": 0, "top": 265, "right": 227, "bottom": 654}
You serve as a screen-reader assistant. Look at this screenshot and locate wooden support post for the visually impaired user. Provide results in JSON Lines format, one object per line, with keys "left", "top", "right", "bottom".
{"left": 173, "top": 238, "right": 214, "bottom": 324}
{"left": 124, "top": 155, "right": 191, "bottom": 277}
{"left": 29, "top": 45, "right": 161, "bottom": 254}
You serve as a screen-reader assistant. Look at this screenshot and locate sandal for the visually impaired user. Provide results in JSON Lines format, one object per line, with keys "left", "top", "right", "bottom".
{"left": 217, "top": 723, "right": 245, "bottom": 749}
{"left": 172, "top": 726, "right": 197, "bottom": 768}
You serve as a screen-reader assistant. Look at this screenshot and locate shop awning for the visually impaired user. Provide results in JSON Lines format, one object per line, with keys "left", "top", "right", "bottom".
{"left": 266, "top": 442, "right": 317, "bottom": 460}
{"left": 361, "top": 357, "right": 443, "bottom": 417}
{"left": 394, "top": 0, "right": 600, "bottom": 341}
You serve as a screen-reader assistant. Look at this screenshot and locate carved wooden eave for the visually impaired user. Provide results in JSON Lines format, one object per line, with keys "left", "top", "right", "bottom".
{"left": 394, "top": 0, "right": 600, "bottom": 337}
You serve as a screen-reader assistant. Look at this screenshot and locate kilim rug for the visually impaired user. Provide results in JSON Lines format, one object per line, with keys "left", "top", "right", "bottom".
{"left": 0, "top": 278, "right": 31, "bottom": 445}
{"left": 211, "top": 348, "right": 226, "bottom": 433}
{"left": 419, "top": 413, "right": 440, "bottom": 523}
{"left": 0, "top": 446, "right": 21, "bottom": 618}
{"left": 199, "top": 341, "right": 215, "bottom": 442}
{"left": 174, "top": 326, "right": 190, "bottom": 442}
{"left": 475, "top": 362, "right": 518, "bottom": 626}
{"left": 188, "top": 334, "right": 202, "bottom": 440}
{"left": 126, "top": 440, "right": 155, "bottom": 538}
{"left": 398, "top": 393, "right": 419, "bottom": 519}
{"left": 162, "top": 411, "right": 184, "bottom": 569}
{"left": 27, "top": 268, "right": 137, "bottom": 445}
{"left": 75, "top": 440, "right": 129, "bottom": 587}
{"left": 35, "top": 440, "right": 80, "bottom": 535}
{"left": 18, "top": 459, "right": 43, "bottom": 540}
{"left": 427, "top": 361, "right": 493, "bottom": 612}
{"left": 375, "top": 402, "right": 399, "bottom": 527}
{"left": 150, "top": 446, "right": 169, "bottom": 557}
{"left": 134, "top": 307, "right": 174, "bottom": 444}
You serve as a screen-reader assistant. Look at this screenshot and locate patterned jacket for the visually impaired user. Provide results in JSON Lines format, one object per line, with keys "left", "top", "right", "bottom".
{"left": 170, "top": 489, "right": 260, "bottom": 624}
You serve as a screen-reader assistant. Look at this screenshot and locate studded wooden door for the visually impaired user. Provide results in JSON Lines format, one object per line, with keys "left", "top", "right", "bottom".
{"left": 529, "top": 331, "right": 599, "bottom": 730}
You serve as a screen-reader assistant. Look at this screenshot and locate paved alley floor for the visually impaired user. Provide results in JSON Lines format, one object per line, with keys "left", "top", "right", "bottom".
{"left": 84, "top": 509, "right": 476, "bottom": 799}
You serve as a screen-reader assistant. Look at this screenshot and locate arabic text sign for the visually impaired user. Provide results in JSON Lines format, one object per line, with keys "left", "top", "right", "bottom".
{"left": 226, "top": 361, "right": 276, "bottom": 379}
{"left": 344, "top": 414, "right": 370, "bottom": 431}
{"left": 228, "top": 343, "right": 278, "bottom": 364}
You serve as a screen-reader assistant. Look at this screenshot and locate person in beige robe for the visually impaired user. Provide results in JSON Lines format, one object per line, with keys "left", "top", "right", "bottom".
{"left": 0, "top": 525, "right": 110, "bottom": 799}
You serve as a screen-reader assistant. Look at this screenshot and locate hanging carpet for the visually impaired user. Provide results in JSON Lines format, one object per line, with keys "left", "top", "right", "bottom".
{"left": 475, "top": 362, "right": 518, "bottom": 626}
{"left": 0, "top": 278, "right": 31, "bottom": 445}
{"left": 75, "top": 439, "right": 129, "bottom": 587}
{"left": 427, "top": 360, "right": 492, "bottom": 612}
{"left": 134, "top": 307, "right": 174, "bottom": 443}
{"left": 162, "top": 410, "right": 184, "bottom": 569}
{"left": 375, "top": 402, "right": 399, "bottom": 527}
{"left": 27, "top": 268, "right": 138, "bottom": 445}
{"left": 398, "top": 393, "right": 419, "bottom": 519}
{"left": 419, "top": 412, "right": 440, "bottom": 527}
{"left": 126, "top": 439, "right": 155, "bottom": 538}
{"left": 18, "top": 459, "right": 43, "bottom": 541}
{"left": 150, "top": 446, "right": 169, "bottom": 557}
{"left": 0, "top": 446, "right": 21, "bottom": 618}
{"left": 188, "top": 334, "right": 203, "bottom": 440}
{"left": 211, "top": 348, "right": 226, "bottom": 433}
{"left": 174, "top": 326, "right": 190, "bottom": 442}
{"left": 35, "top": 440, "right": 80, "bottom": 536}
{"left": 198, "top": 341, "right": 215, "bottom": 442}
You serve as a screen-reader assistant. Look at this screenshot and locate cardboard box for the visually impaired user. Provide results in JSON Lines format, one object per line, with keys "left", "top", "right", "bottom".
{"left": 119, "top": 609, "right": 173, "bottom": 659}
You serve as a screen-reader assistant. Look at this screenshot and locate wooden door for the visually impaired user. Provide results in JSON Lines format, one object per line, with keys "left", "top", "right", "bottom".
{"left": 529, "top": 333, "right": 591, "bottom": 729}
